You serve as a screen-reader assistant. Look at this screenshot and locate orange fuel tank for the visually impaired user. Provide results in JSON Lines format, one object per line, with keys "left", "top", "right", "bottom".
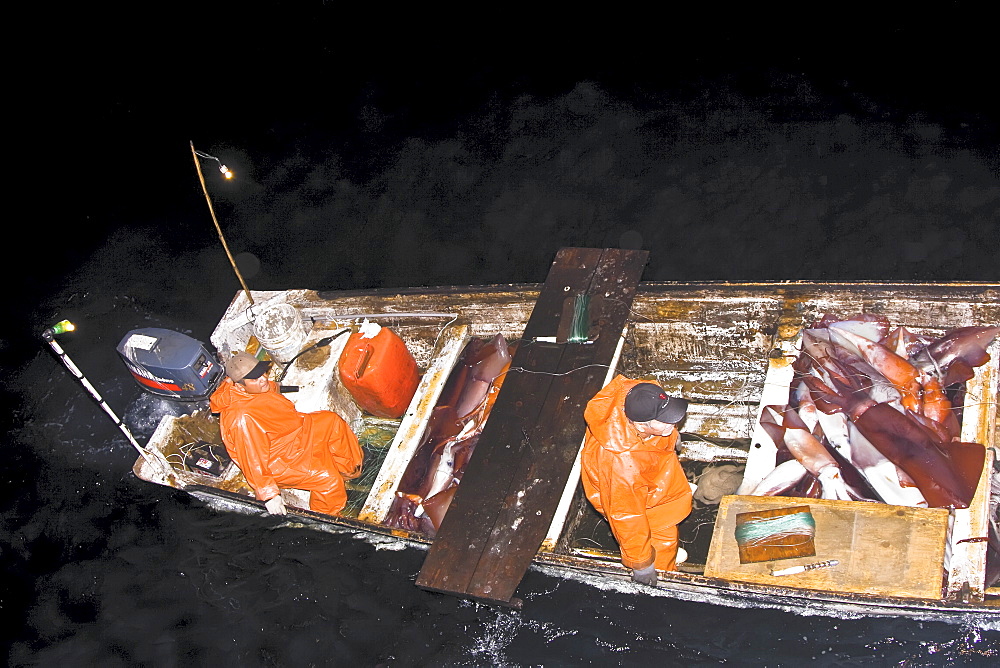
{"left": 338, "top": 321, "right": 420, "bottom": 418}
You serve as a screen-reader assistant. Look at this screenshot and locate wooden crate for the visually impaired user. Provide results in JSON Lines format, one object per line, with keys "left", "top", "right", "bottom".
{"left": 705, "top": 495, "right": 950, "bottom": 599}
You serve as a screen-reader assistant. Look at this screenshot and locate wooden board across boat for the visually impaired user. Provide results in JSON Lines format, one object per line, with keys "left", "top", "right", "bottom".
{"left": 132, "top": 248, "right": 1000, "bottom": 624}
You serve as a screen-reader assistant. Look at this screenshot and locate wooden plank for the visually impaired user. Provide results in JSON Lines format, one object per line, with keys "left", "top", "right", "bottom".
{"left": 416, "top": 248, "right": 648, "bottom": 603}
{"left": 358, "top": 325, "right": 470, "bottom": 523}
{"left": 415, "top": 345, "right": 559, "bottom": 600}
{"left": 705, "top": 495, "right": 950, "bottom": 599}
{"left": 467, "top": 256, "right": 646, "bottom": 601}
{"left": 945, "top": 339, "right": 999, "bottom": 600}
{"left": 416, "top": 248, "right": 607, "bottom": 599}
{"left": 736, "top": 294, "right": 806, "bottom": 494}
{"left": 946, "top": 447, "right": 994, "bottom": 600}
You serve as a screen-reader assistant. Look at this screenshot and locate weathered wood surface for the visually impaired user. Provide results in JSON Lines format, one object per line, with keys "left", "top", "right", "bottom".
{"left": 216, "top": 283, "right": 999, "bottom": 359}
{"left": 416, "top": 247, "right": 648, "bottom": 604}
{"left": 213, "top": 284, "right": 997, "bottom": 437}
{"left": 706, "top": 495, "right": 950, "bottom": 599}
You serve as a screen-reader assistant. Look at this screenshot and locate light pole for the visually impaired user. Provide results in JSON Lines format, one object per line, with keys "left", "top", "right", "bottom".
{"left": 190, "top": 141, "right": 255, "bottom": 306}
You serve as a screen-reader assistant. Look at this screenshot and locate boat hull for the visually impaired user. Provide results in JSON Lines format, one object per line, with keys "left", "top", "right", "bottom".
{"left": 133, "top": 277, "right": 1000, "bottom": 623}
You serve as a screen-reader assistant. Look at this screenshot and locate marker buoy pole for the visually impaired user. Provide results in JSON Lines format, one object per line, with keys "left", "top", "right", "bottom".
{"left": 42, "top": 320, "right": 175, "bottom": 481}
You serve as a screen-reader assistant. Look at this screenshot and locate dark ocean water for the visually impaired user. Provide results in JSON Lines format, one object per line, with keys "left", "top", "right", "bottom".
{"left": 7, "top": 12, "right": 1000, "bottom": 666}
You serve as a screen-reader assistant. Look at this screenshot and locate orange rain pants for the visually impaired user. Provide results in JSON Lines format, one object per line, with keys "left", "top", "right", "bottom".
{"left": 581, "top": 375, "right": 693, "bottom": 571}
{"left": 210, "top": 378, "right": 363, "bottom": 515}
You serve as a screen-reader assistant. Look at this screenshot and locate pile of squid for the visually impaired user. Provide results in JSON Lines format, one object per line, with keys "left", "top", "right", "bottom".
{"left": 749, "top": 314, "right": 999, "bottom": 510}
{"left": 384, "top": 334, "right": 516, "bottom": 536}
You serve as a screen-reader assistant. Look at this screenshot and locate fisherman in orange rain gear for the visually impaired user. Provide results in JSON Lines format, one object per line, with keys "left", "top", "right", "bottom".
{"left": 581, "top": 377, "right": 693, "bottom": 586}
{"left": 209, "top": 352, "right": 363, "bottom": 516}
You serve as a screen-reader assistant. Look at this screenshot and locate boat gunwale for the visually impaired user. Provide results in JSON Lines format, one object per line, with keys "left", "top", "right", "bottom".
{"left": 316, "top": 280, "right": 1000, "bottom": 297}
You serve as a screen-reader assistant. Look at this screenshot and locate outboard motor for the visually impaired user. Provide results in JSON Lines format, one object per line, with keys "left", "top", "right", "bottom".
{"left": 117, "top": 328, "right": 224, "bottom": 400}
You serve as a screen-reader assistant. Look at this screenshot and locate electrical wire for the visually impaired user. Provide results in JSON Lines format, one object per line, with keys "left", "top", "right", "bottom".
{"left": 277, "top": 328, "right": 351, "bottom": 382}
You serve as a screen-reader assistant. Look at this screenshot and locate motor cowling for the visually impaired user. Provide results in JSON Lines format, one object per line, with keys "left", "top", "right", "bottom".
{"left": 117, "top": 328, "right": 223, "bottom": 400}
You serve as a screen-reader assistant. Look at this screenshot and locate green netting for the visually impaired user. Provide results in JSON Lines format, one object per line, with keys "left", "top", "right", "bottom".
{"left": 342, "top": 417, "right": 399, "bottom": 518}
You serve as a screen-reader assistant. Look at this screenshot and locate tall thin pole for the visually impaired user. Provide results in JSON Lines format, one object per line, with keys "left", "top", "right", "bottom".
{"left": 190, "top": 141, "right": 255, "bottom": 305}
{"left": 44, "top": 335, "right": 176, "bottom": 483}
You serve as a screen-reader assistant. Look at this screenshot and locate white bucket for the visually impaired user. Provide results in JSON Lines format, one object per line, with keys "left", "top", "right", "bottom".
{"left": 252, "top": 303, "right": 308, "bottom": 363}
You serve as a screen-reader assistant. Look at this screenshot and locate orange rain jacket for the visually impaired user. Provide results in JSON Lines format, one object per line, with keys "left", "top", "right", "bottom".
{"left": 581, "top": 376, "right": 693, "bottom": 570}
{"left": 210, "top": 378, "right": 363, "bottom": 515}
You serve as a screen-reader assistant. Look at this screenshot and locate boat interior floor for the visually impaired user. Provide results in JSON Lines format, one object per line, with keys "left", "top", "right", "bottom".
{"left": 566, "top": 449, "right": 749, "bottom": 574}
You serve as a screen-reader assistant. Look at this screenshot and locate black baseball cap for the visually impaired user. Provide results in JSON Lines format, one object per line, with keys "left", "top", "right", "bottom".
{"left": 624, "top": 383, "right": 688, "bottom": 424}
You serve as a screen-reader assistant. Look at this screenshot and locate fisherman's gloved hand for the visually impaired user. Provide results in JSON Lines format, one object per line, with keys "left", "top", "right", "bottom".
{"left": 630, "top": 564, "right": 658, "bottom": 587}
{"left": 264, "top": 495, "right": 287, "bottom": 515}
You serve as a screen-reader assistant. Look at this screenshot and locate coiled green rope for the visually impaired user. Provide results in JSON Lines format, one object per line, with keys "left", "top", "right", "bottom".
{"left": 735, "top": 511, "right": 816, "bottom": 547}
{"left": 568, "top": 293, "right": 590, "bottom": 343}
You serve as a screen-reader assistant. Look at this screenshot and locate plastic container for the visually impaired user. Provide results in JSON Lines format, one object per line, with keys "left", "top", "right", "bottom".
{"left": 252, "top": 303, "right": 308, "bottom": 363}
{"left": 338, "top": 320, "right": 420, "bottom": 418}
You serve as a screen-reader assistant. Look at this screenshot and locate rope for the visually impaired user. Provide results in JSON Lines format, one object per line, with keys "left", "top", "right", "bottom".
{"left": 735, "top": 511, "right": 816, "bottom": 548}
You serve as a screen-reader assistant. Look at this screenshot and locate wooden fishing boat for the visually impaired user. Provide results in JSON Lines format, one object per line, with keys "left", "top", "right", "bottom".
{"left": 131, "top": 248, "right": 1000, "bottom": 624}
